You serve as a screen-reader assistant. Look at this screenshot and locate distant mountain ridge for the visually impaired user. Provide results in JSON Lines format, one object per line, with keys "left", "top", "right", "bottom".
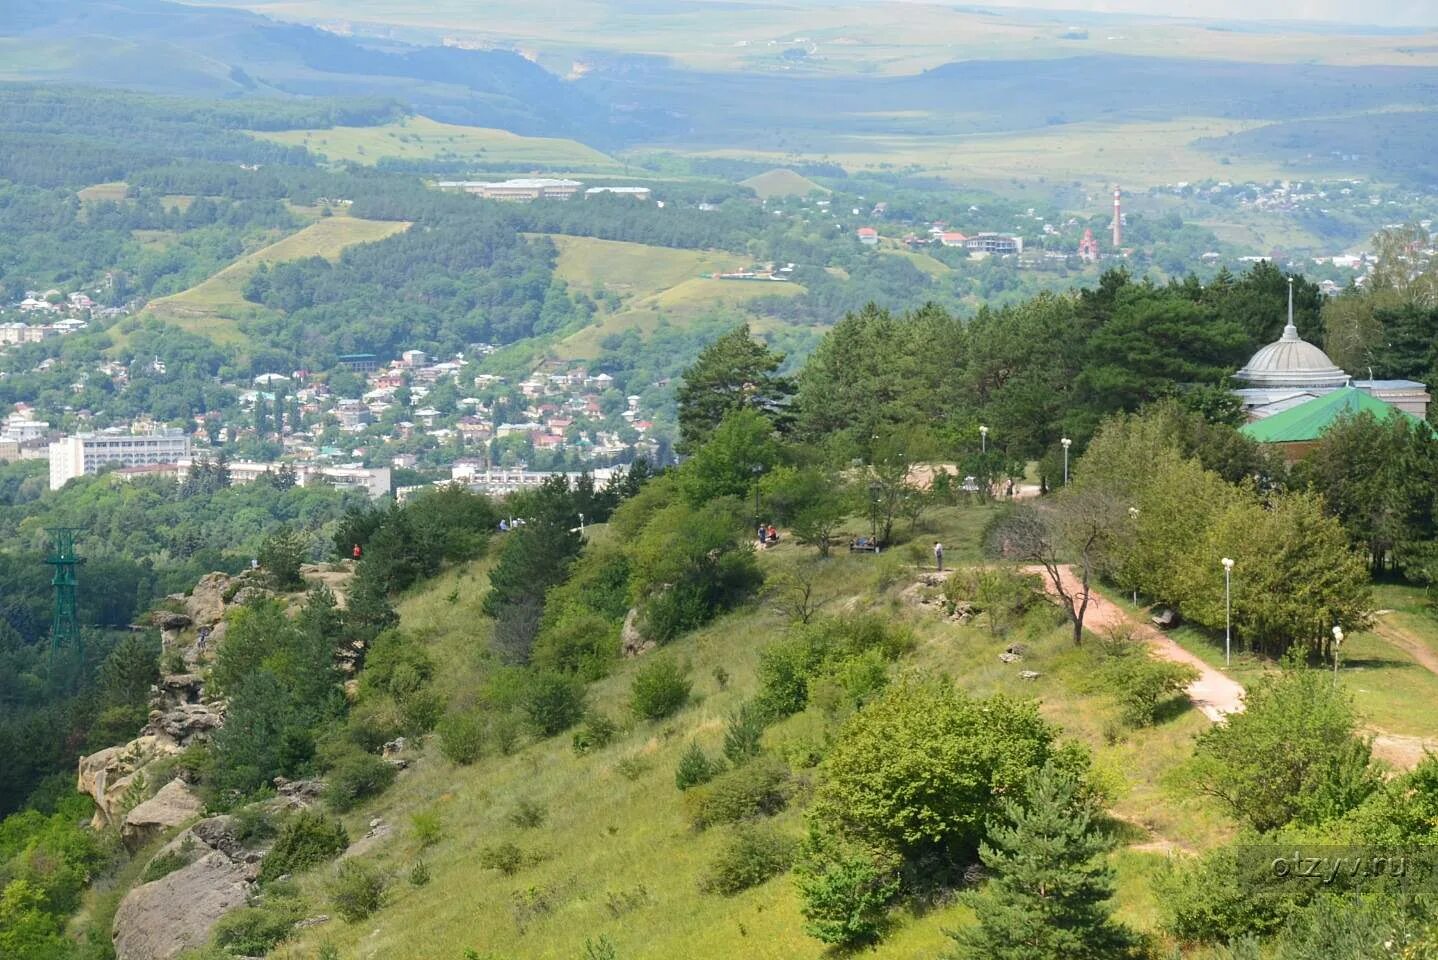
{"left": 0, "top": 0, "right": 637, "bottom": 145}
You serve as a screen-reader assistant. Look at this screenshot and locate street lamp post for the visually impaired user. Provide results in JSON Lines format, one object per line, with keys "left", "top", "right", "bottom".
{"left": 1332, "top": 625, "right": 1344, "bottom": 679}
{"left": 980, "top": 425, "right": 988, "bottom": 454}
{"left": 751, "top": 464, "right": 763, "bottom": 524}
{"left": 1061, "top": 437, "right": 1072, "bottom": 486}
{"left": 1128, "top": 506, "right": 1139, "bottom": 604}
{"left": 1221, "top": 557, "right": 1235, "bottom": 666}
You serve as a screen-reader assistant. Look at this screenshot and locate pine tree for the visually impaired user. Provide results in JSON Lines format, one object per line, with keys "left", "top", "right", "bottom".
{"left": 675, "top": 323, "right": 792, "bottom": 453}
{"left": 948, "top": 762, "right": 1138, "bottom": 960}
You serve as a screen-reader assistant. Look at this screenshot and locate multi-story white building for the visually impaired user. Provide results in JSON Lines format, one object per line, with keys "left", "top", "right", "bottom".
{"left": 173, "top": 460, "right": 392, "bottom": 500}
{"left": 49, "top": 429, "right": 192, "bottom": 490}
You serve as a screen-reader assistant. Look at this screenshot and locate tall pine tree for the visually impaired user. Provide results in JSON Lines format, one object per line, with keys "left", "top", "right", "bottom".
{"left": 949, "top": 762, "right": 1138, "bottom": 960}
{"left": 675, "top": 324, "right": 791, "bottom": 454}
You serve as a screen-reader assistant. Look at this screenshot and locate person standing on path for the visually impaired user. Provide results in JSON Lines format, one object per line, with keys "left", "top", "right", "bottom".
{"left": 934, "top": 541, "right": 944, "bottom": 572}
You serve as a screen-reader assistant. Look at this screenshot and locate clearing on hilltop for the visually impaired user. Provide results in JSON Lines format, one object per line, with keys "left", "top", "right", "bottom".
{"left": 739, "top": 169, "right": 829, "bottom": 200}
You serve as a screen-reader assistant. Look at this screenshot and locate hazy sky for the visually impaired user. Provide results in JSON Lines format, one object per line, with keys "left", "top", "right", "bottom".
{"left": 976, "top": 0, "right": 1437, "bottom": 28}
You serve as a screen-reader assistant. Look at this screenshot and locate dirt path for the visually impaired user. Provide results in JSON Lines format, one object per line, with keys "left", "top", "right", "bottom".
{"left": 1027, "top": 565, "right": 1246, "bottom": 721}
{"left": 1372, "top": 616, "right": 1438, "bottom": 678}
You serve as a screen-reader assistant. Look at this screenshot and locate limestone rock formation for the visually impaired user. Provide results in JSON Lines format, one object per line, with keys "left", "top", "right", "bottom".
{"left": 113, "top": 849, "right": 252, "bottom": 960}
{"left": 121, "top": 778, "right": 203, "bottom": 849}
{"left": 77, "top": 736, "right": 180, "bottom": 830}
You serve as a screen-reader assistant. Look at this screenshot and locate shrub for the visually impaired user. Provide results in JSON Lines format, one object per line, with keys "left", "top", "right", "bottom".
{"left": 479, "top": 841, "right": 525, "bottom": 875}
{"left": 522, "top": 671, "right": 586, "bottom": 737}
{"left": 324, "top": 751, "right": 397, "bottom": 812}
{"left": 230, "top": 806, "right": 278, "bottom": 846}
{"left": 398, "top": 688, "right": 445, "bottom": 735}
{"left": 756, "top": 616, "right": 913, "bottom": 720}
{"left": 723, "top": 701, "right": 766, "bottom": 764}
{"left": 616, "top": 754, "right": 651, "bottom": 781}
{"left": 1102, "top": 651, "right": 1199, "bottom": 727}
{"left": 684, "top": 758, "right": 791, "bottom": 829}
{"left": 794, "top": 834, "right": 902, "bottom": 947}
{"left": 629, "top": 656, "right": 692, "bottom": 721}
{"left": 212, "top": 894, "right": 306, "bottom": 954}
{"left": 437, "top": 709, "right": 487, "bottom": 765}
{"left": 701, "top": 823, "right": 797, "bottom": 895}
{"left": 260, "top": 810, "right": 349, "bottom": 882}
{"left": 141, "top": 837, "right": 197, "bottom": 884}
{"left": 328, "top": 859, "right": 390, "bottom": 922}
{"left": 572, "top": 712, "right": 619, "bottom": 756}
{"left": 408, "top": 860, "right": 431, "bottom": 887}
{"left": 675, "top": 742, "right": 722, "bottom": 791}
{"left": 508, "top": 798, "right": 547, "bottom": 829}
{"left": 411, "top": 809, "right": 443, "bottom": 848}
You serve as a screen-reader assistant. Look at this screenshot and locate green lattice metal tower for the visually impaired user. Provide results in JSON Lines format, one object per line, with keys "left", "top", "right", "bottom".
{"left": 45, "top": 527, "right": 84, "bottom": 663}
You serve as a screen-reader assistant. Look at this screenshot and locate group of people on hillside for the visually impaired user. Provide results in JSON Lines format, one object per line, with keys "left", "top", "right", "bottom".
{"left": 756, "top": 523, "right": 780, "bottom": 548}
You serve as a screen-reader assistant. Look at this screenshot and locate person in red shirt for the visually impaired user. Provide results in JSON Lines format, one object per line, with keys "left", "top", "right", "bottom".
{"left": 352, "top": 543, "right": 363, "bottom": 561}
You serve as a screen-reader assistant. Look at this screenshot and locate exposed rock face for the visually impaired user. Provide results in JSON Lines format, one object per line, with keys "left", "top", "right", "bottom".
{"left": 121, "top": 778, "right": 203, "bottom": 849}
{"left": 113, "top": 849, "right": 252, "bottom": 960}
{"left": 620, "top": 607, "right": 654, "bottom": 657}
{"left": 77, "top": 736, "right": 180, "bottom": 831}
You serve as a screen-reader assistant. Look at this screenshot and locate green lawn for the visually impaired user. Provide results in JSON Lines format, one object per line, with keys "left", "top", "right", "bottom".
{"left": 270, "top": 503, "right": 1232, "bottom": 960}
{"left": 252, "top": 115, "right": 623, "bottom": 171}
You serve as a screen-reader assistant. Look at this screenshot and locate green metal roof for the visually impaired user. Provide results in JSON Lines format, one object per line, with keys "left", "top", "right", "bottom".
{"left": 1240, "top": 386, "right": 1425, "bottom": 443}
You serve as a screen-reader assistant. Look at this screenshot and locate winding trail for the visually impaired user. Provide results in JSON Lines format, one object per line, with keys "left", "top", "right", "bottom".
{"left": 1029, "top": 566, "right": 1435, "bottom": 770}
{"left": 1028, "top": 565, "right": 1245, "bottom": 721}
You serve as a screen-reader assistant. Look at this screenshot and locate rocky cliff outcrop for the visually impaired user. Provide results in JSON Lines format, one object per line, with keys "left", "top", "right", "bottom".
{"left": 120, "top": 778, "right": 203, "bottom": 849}
{"left": 79, "top": 570, "right": 261, "bottom": 829}
{"left": 113, "top": 814, "right": 261, "bottom": 960}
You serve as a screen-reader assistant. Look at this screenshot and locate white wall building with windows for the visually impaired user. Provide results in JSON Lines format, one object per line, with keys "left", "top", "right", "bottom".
{"left": 49, "top": 429, "right": 192, "bottom": 490}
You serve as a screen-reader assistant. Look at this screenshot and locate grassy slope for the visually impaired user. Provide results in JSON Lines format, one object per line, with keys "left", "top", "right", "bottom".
{"left": 139, "top": 214, "right": 410, "bottom": 344}
{"left": 272, "top": 504, "right": 1236, "bottom": 960}
{"left": 251, "top": 116, "right": 623, "bottom": 171}
{"left": 739, "top": 169, "right": 828, "bottom": 200}
{"left": 539, "top": 235, "right": 803, "bottom": 360}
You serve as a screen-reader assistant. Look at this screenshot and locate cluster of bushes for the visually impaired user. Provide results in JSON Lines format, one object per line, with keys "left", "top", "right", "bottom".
{"left": 755, "top": 615, "right": 914, "bottom": 721}
{"left": 0, "top": 793, "right": 113, "bottom": 959}
{"left": 940, "top": 567, "right": 1041, "bottom": 636}
{"left": 1085, "top": 629, "right": 1200, "bottom": 729}
{"left": 793, "top": 675, "right": 1091, "bottom": 947}
{"left": 1150, "top": 662, "right": 1438, "bottom": 953}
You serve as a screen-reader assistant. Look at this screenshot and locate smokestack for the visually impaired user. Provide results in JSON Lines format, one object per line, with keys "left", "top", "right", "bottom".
{"left": 1111, "top": 185, "right": 1122, "bottom": 249}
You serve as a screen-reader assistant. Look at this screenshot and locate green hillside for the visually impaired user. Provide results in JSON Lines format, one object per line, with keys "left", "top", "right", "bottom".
{"left": 253, "top": 116, "right": 623, "bottom": 171}
{"left": 739, "top": 169, "right": 828, "bottom": 200}
{"left": 264, "top": 504, "right": 1229, "bottom": 960}
{"left": 139, "top": 215, "right": 411, "bottom": 343}
{"left": 542, "top": 235, "right": 804, "bottom": 360}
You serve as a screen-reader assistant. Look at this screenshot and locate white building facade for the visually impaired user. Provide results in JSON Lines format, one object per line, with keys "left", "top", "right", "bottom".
{"left": 49, "top": 430, "right": 192, "bottom": 490}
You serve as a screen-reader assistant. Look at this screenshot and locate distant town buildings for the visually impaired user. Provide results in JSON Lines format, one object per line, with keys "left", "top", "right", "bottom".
{"left": 49, "top": 429, "right": 192, "bottom": 490}
{"left": 174, "top": 460, "right": 392, "bottom": 499}
{"left": 856, "top": 227, "right": 878, "bottom": 246}
{"left": 436, "top": 178, "right": 584, "bottom": 201}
